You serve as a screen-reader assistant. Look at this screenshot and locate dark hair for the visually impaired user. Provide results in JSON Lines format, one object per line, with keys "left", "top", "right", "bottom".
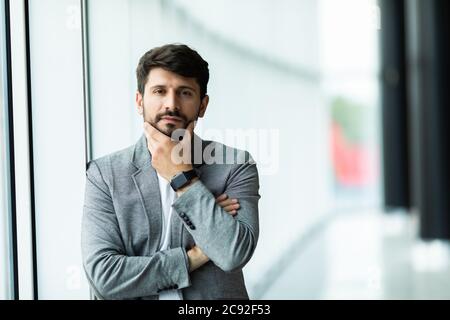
{"left": 136, "top": 43, "right": 209, "bottom": 98}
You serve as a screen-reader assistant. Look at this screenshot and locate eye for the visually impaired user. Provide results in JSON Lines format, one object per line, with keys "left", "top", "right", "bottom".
{"left": 153, "top": 88, "right": 165, "bottom": 95}
{"left": 181, "top": 90, "right": 193, "bottom": 97}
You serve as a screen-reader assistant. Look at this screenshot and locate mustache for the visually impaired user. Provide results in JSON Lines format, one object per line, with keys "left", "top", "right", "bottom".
{"left": 155, "top": 110, "right": 188, "bottom": 123}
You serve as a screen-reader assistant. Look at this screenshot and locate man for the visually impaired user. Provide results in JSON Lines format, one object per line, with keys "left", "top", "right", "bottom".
{"left": 81, "top": 44, "right": 260, "bottom": 300}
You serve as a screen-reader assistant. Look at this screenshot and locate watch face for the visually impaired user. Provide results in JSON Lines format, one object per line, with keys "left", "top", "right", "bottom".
{"left": 170, "top": 172, "right": 188, "bottom": 191}
{"left": 170, "top": 170, "right": 197, "bottom": 191}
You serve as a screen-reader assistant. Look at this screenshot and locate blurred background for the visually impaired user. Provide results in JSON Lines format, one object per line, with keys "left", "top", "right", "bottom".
{"left": 1, "top": 0, "right": 449, "bottom": 299}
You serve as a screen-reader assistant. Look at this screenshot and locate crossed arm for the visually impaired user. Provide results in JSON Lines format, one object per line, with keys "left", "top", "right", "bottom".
{"left": 81, "top": 162, "right": 251, "bottom": 299}
{"left": 185, "top": 191, "right": 240, "bottom": 272}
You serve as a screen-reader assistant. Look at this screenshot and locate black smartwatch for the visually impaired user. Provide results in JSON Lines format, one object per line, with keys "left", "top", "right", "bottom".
{"left": 170, "top": 169, "right": 198, "bottom": 192}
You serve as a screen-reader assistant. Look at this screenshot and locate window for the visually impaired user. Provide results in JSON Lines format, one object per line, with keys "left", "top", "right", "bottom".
{"left": 28, "top": 0, "right": 89, "bottom": 298}
{"left": 0, "top": 0, "right": 14, "bottom": 300}
{"left": 319, "top": 0, "right": 381, "bottom": 208}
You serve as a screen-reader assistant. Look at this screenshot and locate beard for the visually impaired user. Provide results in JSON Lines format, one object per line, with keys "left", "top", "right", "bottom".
{"left": 142, "top": 105, "right": 199, "bottom": 138}
{"left": 143, "top": 109, "right": 185, "bottom": 137}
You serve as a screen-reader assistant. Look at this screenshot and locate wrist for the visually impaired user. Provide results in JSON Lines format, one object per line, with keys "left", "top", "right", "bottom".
{"left": 163, "top": 165, "right": 193, "bottom": 182}
{"left": 187, "top": 246, "right": 209, "bottom": 272}
{"left": 170, "top": 168, "right": 198, "bottom": 194}
{"left": 172, "top": 165, "right": 193, "bottom": 177}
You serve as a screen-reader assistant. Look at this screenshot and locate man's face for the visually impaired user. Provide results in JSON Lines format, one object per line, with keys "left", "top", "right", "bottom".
{"left": 136, "top": 67, "right": 209, "bottom": 137}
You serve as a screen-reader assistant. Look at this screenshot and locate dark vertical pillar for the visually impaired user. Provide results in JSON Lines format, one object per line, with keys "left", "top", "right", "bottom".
{"left": 379, "top": 0, "right": 410, "bottom": 209}
{"left": 406, "top": 0, "right": 450, "bottom": 239}
{"left": 3, "top": 0, "right": 19, "bottom": 300}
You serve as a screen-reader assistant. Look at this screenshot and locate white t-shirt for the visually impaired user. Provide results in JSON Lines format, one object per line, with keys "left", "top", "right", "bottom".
{"left": 156, "top": 173, "right": 183, "bottom": 300}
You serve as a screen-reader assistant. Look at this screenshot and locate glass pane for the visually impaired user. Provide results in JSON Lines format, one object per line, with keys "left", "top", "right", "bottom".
{"left": 0, "top": 0, "right": 14, "bottom": 300}
{"left": 28, "top": 0, "right": 89, "bottom": 299}
{"left": 319, "top": 0, "right": 381, "bottom": 208}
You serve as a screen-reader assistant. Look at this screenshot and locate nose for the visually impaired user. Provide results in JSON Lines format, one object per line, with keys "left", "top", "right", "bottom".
{"left": 163, "top": 90, "right": 180, "bottom": 112}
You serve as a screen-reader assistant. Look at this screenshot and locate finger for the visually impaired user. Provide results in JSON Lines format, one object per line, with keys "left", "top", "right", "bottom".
{"left": 228, "top": 210, "right": 237, "bottom": 217}
{"left": 215, "top": 194, "right": 228, "bottom": 203}
{"left": 217, "top": 198, "right": 238, "bottom": 208}
{"left": 144, "top": 121, "right": 166, "bottom": 143}
{"left": 186, "top": 120, "right": 196, "bottom": 134}
{"left": 219, "top": 198, "right": 238, "bottom": 205}
{"left": 147, "top": 139, "right": 156, "bottom": 155}
{"left": 224, "top": 204, "right": 240, "bottom": 212}
{"left": 144, "top": 130, "right": 157, "bottom": 154}
{"left": 143, "top": 122, "right": 158, "bottom": 142}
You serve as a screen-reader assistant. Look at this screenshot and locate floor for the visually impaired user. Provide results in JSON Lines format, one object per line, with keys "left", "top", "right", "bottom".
{"left": 258, "top": 210, "right": 450, "bottom": 300}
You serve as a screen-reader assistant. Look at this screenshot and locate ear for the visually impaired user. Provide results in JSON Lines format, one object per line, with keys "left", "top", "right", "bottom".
{"left": 136, "top": 91, "right": 143, "bottom": 115}
{"left": 198, "top": 95, "right": 209, "bottom": 118}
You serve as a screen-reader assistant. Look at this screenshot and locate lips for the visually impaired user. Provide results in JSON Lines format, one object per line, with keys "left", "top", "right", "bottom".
{"left": 161, "top": 116, "right": 183, "bottom": 123}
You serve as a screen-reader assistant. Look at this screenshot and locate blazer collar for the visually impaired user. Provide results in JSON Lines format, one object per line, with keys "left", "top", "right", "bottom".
{"left": 131, "top": 134, "right": 152, "bottom": 170}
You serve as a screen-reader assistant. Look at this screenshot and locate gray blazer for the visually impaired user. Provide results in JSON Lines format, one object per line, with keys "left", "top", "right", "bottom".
{"left": 81, "top": 134, "right": 260, "bottom": 300}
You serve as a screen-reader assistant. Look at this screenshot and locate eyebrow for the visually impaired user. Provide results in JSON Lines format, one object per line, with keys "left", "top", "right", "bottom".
{"left": 149, "top": 85, "right": 197, "bottom": 92}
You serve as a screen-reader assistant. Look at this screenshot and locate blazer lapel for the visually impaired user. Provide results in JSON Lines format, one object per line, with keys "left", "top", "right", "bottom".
{"left": 131, "top": 135, "right": 163, "bottom": 254}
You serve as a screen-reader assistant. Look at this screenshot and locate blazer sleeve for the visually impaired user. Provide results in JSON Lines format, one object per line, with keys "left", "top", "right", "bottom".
{"left": 172, "top": 151, "right": 260, "bottom": 273}
{"left": 81, "top": 160, "right": 191, "bottom": 299}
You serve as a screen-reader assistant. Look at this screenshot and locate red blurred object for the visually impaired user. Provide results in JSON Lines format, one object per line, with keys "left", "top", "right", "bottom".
{"left": 330, "top": 122, "right": 378, "bottom": 187}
